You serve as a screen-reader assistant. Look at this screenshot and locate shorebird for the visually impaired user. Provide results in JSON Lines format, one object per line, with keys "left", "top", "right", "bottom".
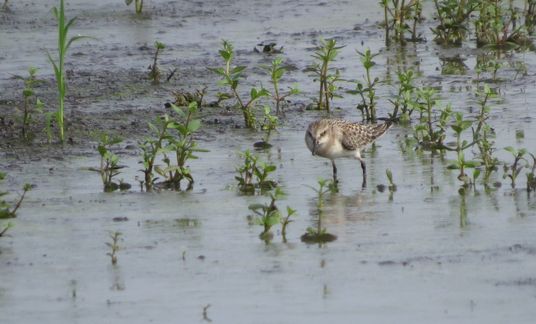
{"left": 305, "top": 119, "right": 392, "bottom": 187}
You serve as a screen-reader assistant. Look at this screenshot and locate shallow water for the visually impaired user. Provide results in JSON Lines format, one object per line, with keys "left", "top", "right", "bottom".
{"left": 1, "top": 0, "right": 536, "bottom": 323}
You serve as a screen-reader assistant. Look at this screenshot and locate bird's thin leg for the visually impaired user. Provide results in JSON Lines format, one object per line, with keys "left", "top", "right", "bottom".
{"left": 356, "top": 152, "right": 366, "bottom": 188}
{"left": 331, "top": 160, "right": 338, "bottom": 184}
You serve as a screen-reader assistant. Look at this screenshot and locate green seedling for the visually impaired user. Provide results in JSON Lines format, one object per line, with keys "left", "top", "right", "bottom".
{"left": 125, "top": 0, "right": 143, "bottom": 14}
{"left": 47, "top": 0, "right": 92, "bottom": 143}
{"left": 235, "top": 150, "right": 277, "bottom": 194}
{"left": 527, "top": 153, "right": 536, "bottom": 193}
{"left": 249, "top": 188, "right": 285, "bottom": 241}
{"left": 13, "top": 67, "right": 45, "bottom": 141}
{"left": 155, "top": 102, "right": 207, "bottom": 191}
{"left": 447, "top": 112, "right": 480, "bottom": 186}
{"left": 380, "top": 0, "right": 423, "bottom": 46}
{"left": 388, "top": 69, "right": 417, "bottom": 122}
{"left": 472, "top": 85, "right": 499, "bottom": 182}
{"left": 262, "top": 57, "right": 300, "bottom": 115}
{"left": 302, "top": 178, "right": 337, "bottom": 244}
{"left": 432, "top": 0, "right": 479, "bottom": 45}
{"left": 258, "top": 105, "right": 278, "bottom": 147}
{"left": 106, "top": 231, "right": 122, "bottom": 265}
{"left": 503, "top": 146, "right": 528, "bottom": 188}
{"left": 89, "top": 133, "right": 127, "bottom": 192}
{"left": 149, "top": 41, "right": 165, "bottom": 84}
{"left": 281, "top": 206, "right": 297, "bottom": 243}
{"left": 139, "top": 116, "right": 173, "bottom": 191}
{"left": 309, "top": 38, "right": 343, "bottom": 112}
{"left": 413, "top": 88, "right": 452, "bottom": 149}
{"left": 350, "top": 49, "right": 380, "bottom": 121}
{"left": 0, "top": 172, "right": 32, "bottom": 219}
{"left": 211, "top": 40, "right": 269, "bottom": 128}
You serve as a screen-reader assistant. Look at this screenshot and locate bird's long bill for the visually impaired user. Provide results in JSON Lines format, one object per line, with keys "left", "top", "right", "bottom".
{"left": 311, "top": 141, "right": 317, "bottom": 156}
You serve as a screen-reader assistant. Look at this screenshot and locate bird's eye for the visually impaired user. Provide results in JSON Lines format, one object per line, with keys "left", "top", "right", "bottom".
{"left": 320, "top": 131, "right": 327, "bottom": 137}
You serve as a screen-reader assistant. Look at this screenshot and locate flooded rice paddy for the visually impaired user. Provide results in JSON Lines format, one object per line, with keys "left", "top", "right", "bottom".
{"left": 1, "top": 0, "right": 536, "bottom": 323}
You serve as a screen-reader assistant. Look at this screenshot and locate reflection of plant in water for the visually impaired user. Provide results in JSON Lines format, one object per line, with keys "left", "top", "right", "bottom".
{"left": 503, "top": 147, "right": 528, "bottom": 188}
{"left": 350, "top": 49, "right": 380, "bottom": 121}
{"left": 149, "top": 41, "right": 165, "bottom": 85}
{"left": 309, "top": 38, "right": 343, "bottom": 112}
{"left": 106, "top": 231, "right": 122, "bottom": 265}
{"left": 301, "top": 178, "right": 337, "bottom": 244}
{"left": 439, "top": 56, "right": 469, "bottom": 75}
{"left": 459, "top": 191, "right": 468, "bottom": 228}
{"left": 0, "top": 172, "right": 32, "bottom": 219}
{"left": 211, "top": 40, "right": 270, "bottom": 129}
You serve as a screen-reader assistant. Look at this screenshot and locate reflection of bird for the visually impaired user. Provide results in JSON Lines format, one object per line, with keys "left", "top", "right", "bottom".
{"left": 305, "top": 119, "right": 392, "bottom": 186}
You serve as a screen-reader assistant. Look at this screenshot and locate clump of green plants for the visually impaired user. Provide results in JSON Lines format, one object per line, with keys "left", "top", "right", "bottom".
{"left": 125, "top": 0, "right": 143, "bottom": 14}
{"left": 139, "top": 102, "right": 206, "bottom": 191}
{"left": 351, "top": 49, "right": 380, "bottom": 121}
{"left": 431, "top": 0, "right": 479, "bottom": 45}
{"left": 149, "top": 41, "right": 165, "bottom": 85}
{"left": 447, "top": 112, "right": 481, "bottom": 187}
{"left": 262, "top": 57, "right": 300, "bottom": 115}
{"left": 380, "top": 0, "right": 423, "bottom": 46}
{"left": 13, "top": 67, "right": 45, "bottom": 141}
{"left": 0, "top": 172, "right": 32, "bottom": 219}
{"left": 301, "top": 178, "right": 337, "bottom": 244}
{"left": 412, "top": 88, "right": 452, "bottom": 150}
{"left": 47, "top": 0, "right": 92, "bottom": 143}
{"left": 155, "top": 102, "right": 207, "bottom": 191}
{"left": 235, "top": 150, "right": 277, "bottom": 194}
{"left": 256, "top": 105, "right": 279, "bottom": 149}
{"left": 248, "top": 188, "right": 297, "bottom": 242}
{"left": 90, "top": 133, "right": 128, "bottom": 192}
{"left": 473, "top": 86, "right": 500, "bottom": 183}
{"left": 106, "top": 231, "right": 122, "bottom": 265}
{"left": 309, "top": 38, "right": 343, "bottom": 112}
{"left": 503, "top": 146, "right": 528, "bottom": 188}
{"left": 172, "top": 87, "right": 207, "bottom": 108}
{"left": 525, "top": 0, "right": 536, "bottom": 35}
{"left": 211, "top": 40, "right": 269, "bottom": 128}
{"left": 388, "top": 69, "right": 417, "bottom": 122}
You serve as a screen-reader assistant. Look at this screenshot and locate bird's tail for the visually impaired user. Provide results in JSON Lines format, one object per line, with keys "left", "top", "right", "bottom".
{"left": 369, "top": 119, "right": 393, "bottom": 140}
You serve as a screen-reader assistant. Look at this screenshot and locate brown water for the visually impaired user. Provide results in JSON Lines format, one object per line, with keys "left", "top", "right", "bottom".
{"left": 1, "top": 1, "right": 536, "bottom": 323}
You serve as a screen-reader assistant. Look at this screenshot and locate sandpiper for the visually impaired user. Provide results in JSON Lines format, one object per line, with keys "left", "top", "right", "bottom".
{"left": 305, "top": 119, "right": 392, "bottom": 186}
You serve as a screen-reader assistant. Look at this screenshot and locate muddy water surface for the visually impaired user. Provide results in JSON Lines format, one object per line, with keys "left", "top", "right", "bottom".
{"left": 1, "top": 0, "right": 536, "bottom": 323}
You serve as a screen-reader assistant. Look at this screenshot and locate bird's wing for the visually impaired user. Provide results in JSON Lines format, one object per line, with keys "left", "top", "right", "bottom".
{"left": 341, "top": 122, "right": 391, "bottom": 150}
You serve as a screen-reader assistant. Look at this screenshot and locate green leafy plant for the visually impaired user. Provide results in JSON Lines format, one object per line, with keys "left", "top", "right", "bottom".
{"left": 262, "top": 57, "right": 300, "bottom": 115}
{"left": 280, "top": 206, "right": 297, "bottom": 243}
{"left": 125, "top": 0, "right": 143, "bottom": 14}
{"left": 388, "top": 69, "right": 417, "bottom": 122}
{"left": 258, "top": 105, "right": 278, "bottom": 148}
{"left": 503, "top": 146, "right": 528, "bottom": 188}
{"left": 431, "top": 0, "right": 479, "bottom": 45}
{"left": 47, "top": 0, "right": 92, "bottom": 143}
{"left": 106, "top": 231, "right": 122, "bottom": 265}
{"left": 350, "top": 49, "right": 380, "bottom": 121}
{"left": 13, "top": 67, "right": 45, "bottom": 141}
{"left": 155, "top": 102, "right": 207, "bottom": 191}
{"left": 249, "top": 188, "right": 283, "bottom": 241}
{"left": 0, "top": 172, "right": 32, "bottom": 219}
{"left": 527, "top": 153, "right": 536, "bottom": 193}
{"left": 413, "top": 88, "right": 452, "bottom": 149}
{"left": 90, "top": 133, "right": 128, "bottom": 192}
{"left": 380, "top": 0, "right": 424, "bottom": 46}
{"left": 139, "top": 116, "right": 173, "bottom": 191}
{"left": 309, "top": 39, "right": 343, "bottom": 112}
{"left": 447, "top": 112, "right": 481, "bottom": 186}
{"left": 301, "top": 178, "right": 337, "bottom": 244}
{"left": 235, "top": 150, "right": 277, "bottom": 194}
{"left": 211, "top": 40, "right": 269, "bottom": 128}
{"left": 149, "top": 41, "right": 165, "bottom": 84}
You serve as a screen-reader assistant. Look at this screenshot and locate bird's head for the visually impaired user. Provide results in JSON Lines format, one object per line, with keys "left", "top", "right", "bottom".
{"left": 305, "top": 120, "right": 332, "bottom": 156}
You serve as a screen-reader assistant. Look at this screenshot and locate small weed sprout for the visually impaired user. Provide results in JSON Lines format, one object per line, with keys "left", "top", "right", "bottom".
{"left": 156, "top": 102, "right": 207, "bottom": 191}
{"left": 281, "top": 206, "right": 297, "bottom": 242}
{"left": 262, "top": 57, "right": 300, "bottom": 115}
{"left": 47, "top": 0, "right": 92, "bottom": 143}
{"left": 13, "top": 67, "right": 45, "bottom": 141}
{"left": 211, "top": 40, "right": 269, "bottom": 128}
{"left": 503, "top": 147, "right": 528, "bottom": 188}
{"left": 139, "top": 116, "right": 173, "bottom": 191}
{"left": 309, "top": 39, "right": 343, "bottom": 112}
{"left": 0, "top": 172, "right": 32, "bottom": 219}
{"left": 388, "top": 69, "right": 417, "bottom": 122}
{"left": 149, "top": 41, "right": 165, "bottom": 85}
{"left": 125, "top": 0, "right": 143, "bottom": 14}
{"left": 235, "top": 150, "right": 277, "bottom": 194}
{"left": 249, "top": 188, "right": 284, "bottom": 241}
{"left": 526, "top": 153, "right": 536, "bottom": 193}
{"left": 258, "top": 105, "right": 278, "bottom": 147}
{"left": 302, "top": 178, "right": 337, "bottom": 244}
{"left": 413, "top": 88, "right": 452, "bottom": 149}
{"left": 106, "top": 231, "right": 122, "bottom": 265}
{"left": 447, "top": 112, "right": 480, "bottom": 186}
{"left": 350, "top": 49, "right": 380, "bottom": 121}
{"left": 90, "top": 133, "right": 127, "bottom": 192}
